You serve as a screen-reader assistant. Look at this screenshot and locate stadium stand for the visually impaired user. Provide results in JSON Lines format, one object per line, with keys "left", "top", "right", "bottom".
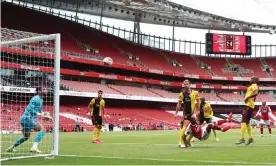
{"left": 2, "top": 73, "right": 274, "bottom": 103}
{"left": 3, "top": 4, "right": 276, "bottom": 78}
{"left": 148, "top": 88, "right": 177, "bottom": 98}
{"left": 200, "top": 92, "right": 224, "bottom": 101}
{"left": 218, "top": 93, "right": 244, "bottom": 102}
{"left": 230, "top": 58, "right": 266, "bottom": 77}
{"left": 60, "top": 80, "right": 276, "bottom": 102}
{"left": 108, "top": 84, "right": 161, "bottom": 97}
{"left": 266, "top": 58, "right": 276, "bottom": 77}
{"left": 197, "top": 57, "right": 238, "bottom": 76}
{"left": 109, "top": 36, "right": 183, "bottom": 71}
{"left": 164, "top": 52, "right": 209, "bottom": 75}
{"left": 256, "top": 93, "right": 276, "bottom": 102}
{"left": 61, "top": 80, "right": 122, "bottom": 94}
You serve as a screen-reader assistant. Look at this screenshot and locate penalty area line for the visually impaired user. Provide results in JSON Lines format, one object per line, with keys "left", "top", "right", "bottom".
{"left": 59, "top": 154, "right": 276, "bottom": 165}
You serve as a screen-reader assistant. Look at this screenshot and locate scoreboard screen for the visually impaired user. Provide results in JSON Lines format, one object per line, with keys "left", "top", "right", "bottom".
{"left": 206, "top": 33, "right": 251, "bottom": 55}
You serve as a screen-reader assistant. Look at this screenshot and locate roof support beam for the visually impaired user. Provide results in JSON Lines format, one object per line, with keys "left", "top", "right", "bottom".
{"left": 75, "top": 0, "right": 80, "bottom": 22}
{"left": 100, "top": 3, "right": 104, "bottom": 30}
{"left": 133, "top": 12, "right": 142, "bottom": 44}
{"left": 172, "top": 23, "right": 175, "bottom": 52}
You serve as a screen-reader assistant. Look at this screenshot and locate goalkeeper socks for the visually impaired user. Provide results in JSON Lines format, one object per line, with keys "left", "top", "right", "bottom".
{"left": 32, "top": 142, "right": 39, "bottom": 149}
{"left": 179, "top": 126, "right": 187, "bottom": 145}
{"left": 14, "top": 137, "right": 28, "bottom": 147}
{"left": 34, "top": 131, "right": 45, "bottom": 143}
{"left": 247, "top": 124, "right": 253, "bottom": 139}
{"left": 260, "top": 127, "right": 264, "bottom": 134}
{"left": 241, "top": 123, "right": 247, "bottom": 139}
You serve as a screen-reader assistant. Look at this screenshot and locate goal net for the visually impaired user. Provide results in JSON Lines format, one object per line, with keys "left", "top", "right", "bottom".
{"left": 0, "top": 28, "right": 60, "bottom": 161}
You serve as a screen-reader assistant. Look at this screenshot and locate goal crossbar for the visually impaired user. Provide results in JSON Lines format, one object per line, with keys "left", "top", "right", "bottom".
{"left": 1, "top": 34, "right": 58, "bottom": 46}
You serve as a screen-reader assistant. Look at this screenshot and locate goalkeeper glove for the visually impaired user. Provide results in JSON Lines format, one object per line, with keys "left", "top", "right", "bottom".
{"left": 42, "top": 112, "right": 52, "bottom": 120}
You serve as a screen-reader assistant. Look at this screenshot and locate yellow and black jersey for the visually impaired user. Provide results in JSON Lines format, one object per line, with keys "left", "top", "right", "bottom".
{"left": 179, "top": 90, "right": 199, "bottom": 115}
{"left": 244, "top": 83, "right": 258, "bottom": 109}
{"left": 202, "top": 103, "right": 213, "bottom": 119}
{"left": 89, "top": 98, "right": 105, "bottom": 116}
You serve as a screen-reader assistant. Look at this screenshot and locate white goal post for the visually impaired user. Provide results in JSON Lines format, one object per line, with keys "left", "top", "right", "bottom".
{"left": 1, "top": 33, "right": 60, "bottom": 161}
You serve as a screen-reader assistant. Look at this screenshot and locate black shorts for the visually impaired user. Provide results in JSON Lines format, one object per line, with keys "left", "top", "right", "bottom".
{"left": 184, "top": 113, "right": 192, "bottom": 120}
{"left": 242, "top": 106, "right": 253, "bottom": 124}
{"left": 91, "top": 115, "right": 102, "bottom": 126}
{"left": 199, "top": 118, "right": 212, "bottom": 125}
{"left": 199, "top": 111, "right": 212, "bottom": 124}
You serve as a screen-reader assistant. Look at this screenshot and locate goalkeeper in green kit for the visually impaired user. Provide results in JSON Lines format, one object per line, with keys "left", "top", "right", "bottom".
{"left": 6, "top": 87, "right": 52, "bottom": 153}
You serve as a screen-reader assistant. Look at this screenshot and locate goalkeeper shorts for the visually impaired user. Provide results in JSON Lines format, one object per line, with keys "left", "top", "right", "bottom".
{"left": 20, "top": 116, "right": 38, "bottom": 132}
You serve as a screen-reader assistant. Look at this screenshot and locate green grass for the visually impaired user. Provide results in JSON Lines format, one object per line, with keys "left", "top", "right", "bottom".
{"left": 1, "top": 129, "right": 276, "bottom": 165}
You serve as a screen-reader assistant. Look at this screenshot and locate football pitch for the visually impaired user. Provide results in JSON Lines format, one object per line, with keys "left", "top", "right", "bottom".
{"left": 1, "top": 129, "right": 276, "bottom": 165}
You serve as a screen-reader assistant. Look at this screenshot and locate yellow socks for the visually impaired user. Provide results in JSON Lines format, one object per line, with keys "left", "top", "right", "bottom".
{"left": 241, "top": 123, "right": 247, "bottom": 139}
{"left": 96, "top": 128, "right": 101, "bottom": 139}
{"left": 247, "top": 124, "right": 253, "bottom": 139}
{"left": 179, "top": 126, "right": 187, "bottom": 144}
{"left": 93, "top": 127, "right": 97, "bottom": 140}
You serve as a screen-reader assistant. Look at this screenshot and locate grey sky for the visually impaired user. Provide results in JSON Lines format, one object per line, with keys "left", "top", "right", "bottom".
{"left": 171, "top": 0, "right": 276, "bottom": 25}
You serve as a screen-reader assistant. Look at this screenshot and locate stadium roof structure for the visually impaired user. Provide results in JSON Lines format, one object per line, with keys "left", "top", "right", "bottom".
{"left": 18, "top": 0, "right": 276, "bottom": 34}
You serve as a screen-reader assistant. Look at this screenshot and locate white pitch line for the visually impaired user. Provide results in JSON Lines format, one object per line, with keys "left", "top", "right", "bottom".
{"left": 102, "top": 133, "right": 174, "bottom": 137}
{"left": 59, "top": 154, "right": 276, "bottom": 165}
{"left": 62, "top": 133, "right": 174, "bottom": 138}
{"left": 60, "top": 142, "right": 276, "bottom": 147}
{"left": 102, "top": 134, "right": 274, "bottom": 137}
{"left": 2, "top": 152, "right": 275, "bottom": 164}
